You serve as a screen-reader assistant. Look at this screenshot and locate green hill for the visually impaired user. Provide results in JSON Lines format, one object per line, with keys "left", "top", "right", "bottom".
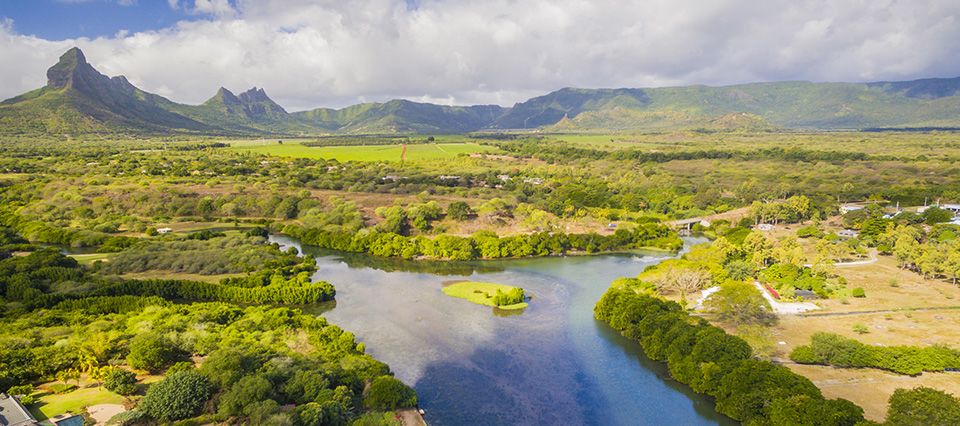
{"left": 503, "top": 80, "right": 960, "bottom": 131}
{"left": 3, "top": 47, "right": 960, "bottom": 135}
{"left": 294, "top": 100, "right": 504, "bottom": 133}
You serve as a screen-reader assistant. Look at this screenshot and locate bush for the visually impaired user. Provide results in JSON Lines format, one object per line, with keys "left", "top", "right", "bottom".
{"left": 106, "top": 410, "right": 147, "bottom": 426}
{"left": 789, "top": 332, "right": 960, "bottom": 375}
{"left": 139, "top": 371, "right": 212, "bottom": 421}
{"left": 796, "top": 225, "right": 824, "bottom": 238}
{"left": 126, "top": 334, "right": 183, "bottom": 373}
{"left": 103, "top": 367, "right": 138, "bottom": 395}
{"left": 49, "top": 383, "right": 76, "bottom": 394}
{"left": 851, "top": 288, "right": 866, "bottom": 298}
{"left": 885, "top": 387, "right": 960, "bottom": 425}
{"left": 364, "top": 376, "right": 418, "bottom": 410}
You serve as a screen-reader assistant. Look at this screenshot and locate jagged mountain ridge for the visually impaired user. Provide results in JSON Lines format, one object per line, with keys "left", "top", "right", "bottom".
{"left": 2, "top": 47, "right": 960, "bottom": 135}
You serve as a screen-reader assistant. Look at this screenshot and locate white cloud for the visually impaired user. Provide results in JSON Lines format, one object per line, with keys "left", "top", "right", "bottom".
{"left": 3, "top": 0, "right": 960, "bottom": 111}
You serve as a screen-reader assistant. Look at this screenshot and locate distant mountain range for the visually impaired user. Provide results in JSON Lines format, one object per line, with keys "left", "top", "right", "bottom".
{"left": 2, "top": 48, "right": 960, "bottom": 136}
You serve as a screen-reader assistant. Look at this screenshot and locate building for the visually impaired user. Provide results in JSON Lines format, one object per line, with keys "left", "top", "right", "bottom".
{"left": 942, "top": 204, "right": 960, "bottom": 215}
{"left": 839, "top": 203, "right": 865, "bottom": 214}
{"left": 838, "top": 229, "right": 860, "bottom": 238}
{"left": 156, "top": 227, "right": 173, "bottom": 234}
{"left": 0, "top": 393, "right": 37, "bottom": 426}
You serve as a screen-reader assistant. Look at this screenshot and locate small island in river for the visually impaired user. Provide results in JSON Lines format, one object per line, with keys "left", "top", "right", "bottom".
{"left": 442, "top": 281, "right": 529, "bottom": 310}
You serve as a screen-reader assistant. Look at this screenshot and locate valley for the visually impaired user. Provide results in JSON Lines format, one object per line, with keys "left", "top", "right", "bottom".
{"left": 0, "top": 46, "right": 959, "bottom": 426}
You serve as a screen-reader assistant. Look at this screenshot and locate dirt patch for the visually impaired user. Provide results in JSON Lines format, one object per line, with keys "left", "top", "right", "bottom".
{"left": 87, "top": 404, "right": 125, "bottom": 425}
{"left": 396, "top": 408, "right": 427, "bottom": 426}
{"left": 784, "top": 364, "right": 960, "bottom": 422}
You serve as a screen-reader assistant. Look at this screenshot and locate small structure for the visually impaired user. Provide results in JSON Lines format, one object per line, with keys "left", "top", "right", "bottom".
{"left": 756, "top": 223, "right": 774, "bottom": 231}
{"left": 522, "top": 177, "right": 544, "bottom": 185}
{"left": 156, "top": 227, "right": 173, "bottom": 234}
{"left": 838, "top": 229, "right": 859, "bottom": 238}
{"left": 607, "top": 223, "right": 618, "bottom": 229}
{"left": 0, "top": 393, "right": 37, "bottom": 426}
{"left": 49, "top": 414, "right": 83, "bottom": 426}
{"left": 839, "top": 203, "right": 865, "bottom": 214}
{"left": 943, "top": 204, "right": 960, "bottom": 215}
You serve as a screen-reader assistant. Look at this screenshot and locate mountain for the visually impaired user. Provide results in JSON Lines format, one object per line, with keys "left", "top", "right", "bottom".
{"left": 295, "top": 100, "right": 504, "bottom": 133}
{"left": 3, "top": 47, "right": 960, "bottom": 135}
{"left": 167, "top": 87, "right": 317, "bottom": 134}
{"left": 512, "top": 80, "right": 960, "bottom": 131}
{"left": 0, "top": 48, "right": 215, "bottom": 135}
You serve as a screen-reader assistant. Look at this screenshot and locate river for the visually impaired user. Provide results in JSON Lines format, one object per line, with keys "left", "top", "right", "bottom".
{"left": 270, "top": 235, "right": 734, "bottom": 426}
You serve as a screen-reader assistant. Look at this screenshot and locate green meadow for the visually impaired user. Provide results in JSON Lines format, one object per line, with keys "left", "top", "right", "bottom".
{"left": 229, "top": 140, "right": 495, "bottom": 162}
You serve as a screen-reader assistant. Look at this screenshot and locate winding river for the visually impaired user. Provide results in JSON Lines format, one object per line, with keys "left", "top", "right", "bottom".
{"left": 271, "top": 235, "right": 733, "bottom": 426}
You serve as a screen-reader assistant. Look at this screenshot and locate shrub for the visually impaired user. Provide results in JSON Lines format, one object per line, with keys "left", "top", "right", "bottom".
{"left": 106, "top": 410, "right": 147, "bottom": 426}
{"left": 103, "top": 367, "right": 138, "bottom": 395}
{"left": 851, "top": 288, "right": 866, "bottom": 298}
{"left": 166, "top": 361, "right": 195, "bottom": 375}
{"left": 49, "top": 383, "right": 76, "bottom": 394}
{"left": 126, "top": 334, "right": 183, "bottom": 373}
{"left": 364, "top": 376, "right": 418, "bottom": 410}
{"left": 139, "top": 371, "right": 212, "bottom": 421}
{"left": 885, "top": 387, "right": 960, "bottom": 425}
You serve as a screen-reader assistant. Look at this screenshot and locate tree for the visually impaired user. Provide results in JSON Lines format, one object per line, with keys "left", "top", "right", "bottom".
{"left": 885, "top": 387, "right": 960, "bottom": 426}
{"left": 446, "top": 201, "right": 474, "bottom": 221}
{"left": 364, "top": 376, "right": 418, "bottom": 410}
{"left": 654, "top": 266, "right": 710, "bottom": 307}
{"left": 705, "top": 281, "right": 777, "bottom": 326}
{"left": 139, "top": 371, "right": 212, "bottom": 421}
{"left": 103, "top": 367, "right": 138, "bottom": 395}
{"left": 922, "top": 207, "right": 954, "bottom": 225}
{"left": 742, "top": 232, "right": 773, "bottom": 268}
{"left": 126, "top": 334, "right": 183, "bottom": 373}
{"left": 218, "top": 374, "right": 275, "bottom": 416}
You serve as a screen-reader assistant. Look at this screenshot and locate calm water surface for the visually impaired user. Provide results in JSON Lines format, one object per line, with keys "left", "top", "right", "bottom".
{"left": 271, "top": 235, "right": 734, "bottom": 426}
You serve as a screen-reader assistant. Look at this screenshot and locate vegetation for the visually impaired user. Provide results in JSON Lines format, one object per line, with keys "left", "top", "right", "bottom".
{"left": 442, "top": 281, "right": 528, "bottom": 310}
{"left": 883, "top": 387, "right": 960, "bottom": 426}
{"left": 594, "top": 289, "right": 864, "bottom": 424}
{"left": 789, "top": 333, "right": 960, "bottom": 376}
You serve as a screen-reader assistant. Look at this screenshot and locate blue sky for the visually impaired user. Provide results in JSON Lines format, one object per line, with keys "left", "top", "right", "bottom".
{"left": 0, "top": 0, "right": 205, "bottom": 40}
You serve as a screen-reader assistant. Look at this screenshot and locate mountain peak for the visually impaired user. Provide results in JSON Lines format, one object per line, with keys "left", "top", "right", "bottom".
{"left": 47, "top": 47, "right": 93, "bottom": 88}
{"left": 238, "top": 87, "right": 271, "bottom": 103}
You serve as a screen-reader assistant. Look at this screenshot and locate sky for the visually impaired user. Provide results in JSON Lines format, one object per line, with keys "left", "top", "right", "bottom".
{"left": 1, "top": 0, "right": 960, "bottom": 111}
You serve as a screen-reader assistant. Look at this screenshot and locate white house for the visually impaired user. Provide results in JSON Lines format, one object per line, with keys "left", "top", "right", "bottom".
{"left": 839, "top": 203, "right": 865, "bottom": 214}
{"left": 156, "top": 227, "right": 173, "bottom": 234}
{"left": 838, "top": 229, "right": 860, "bottom": 238}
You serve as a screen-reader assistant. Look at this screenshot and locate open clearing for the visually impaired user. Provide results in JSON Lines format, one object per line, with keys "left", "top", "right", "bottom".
{"left": 29, "top": 386, "right": 124, "bottom": 420}
{"left": 229, "top": 140, "right": 496, "bottom": 161}
{"left": 763, "top": 251, "right": 960, "bottom": 420}
{"left": 441, "top": 281, "right": 528, "bottom": 310}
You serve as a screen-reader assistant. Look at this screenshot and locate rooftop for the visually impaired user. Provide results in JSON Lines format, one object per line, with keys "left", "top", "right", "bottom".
{"left": 0, "top": 394, "right": 37, "bottom": 426}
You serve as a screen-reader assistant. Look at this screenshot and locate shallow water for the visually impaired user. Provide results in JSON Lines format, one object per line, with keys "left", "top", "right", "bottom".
{"left": 271, "top": 235, "right": 734, "bottom": 426}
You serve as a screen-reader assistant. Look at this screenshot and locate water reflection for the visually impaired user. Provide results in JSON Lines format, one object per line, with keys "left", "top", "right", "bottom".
{"left": 270, "top": 235, "right": 733, "bottom": 426}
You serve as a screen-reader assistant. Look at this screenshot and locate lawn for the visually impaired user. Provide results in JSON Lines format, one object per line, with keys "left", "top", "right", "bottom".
{"left": 441, "top": 281, "right": 528, "bottom": 310}
{"left": 68, "top": 253, "right": 113, "bottom": 265}
{"left": 229, "top": 140, "right": 496, "bottom": 162}
{"left": 29, "top": 386, "right": 124, "bottom": 420}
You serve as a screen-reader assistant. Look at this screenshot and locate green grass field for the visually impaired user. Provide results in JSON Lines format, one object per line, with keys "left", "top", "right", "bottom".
{"left": 442, "top": 281, "right": 528, "bottom": 310}
{"left": 68, "top": 253, "right": 113, "bottom": 265}
{"left": 29, "top": 386, "right": 124, "bottom": 420}
{"left": 229, "top": 140, "right": 496, "bottom": 162}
